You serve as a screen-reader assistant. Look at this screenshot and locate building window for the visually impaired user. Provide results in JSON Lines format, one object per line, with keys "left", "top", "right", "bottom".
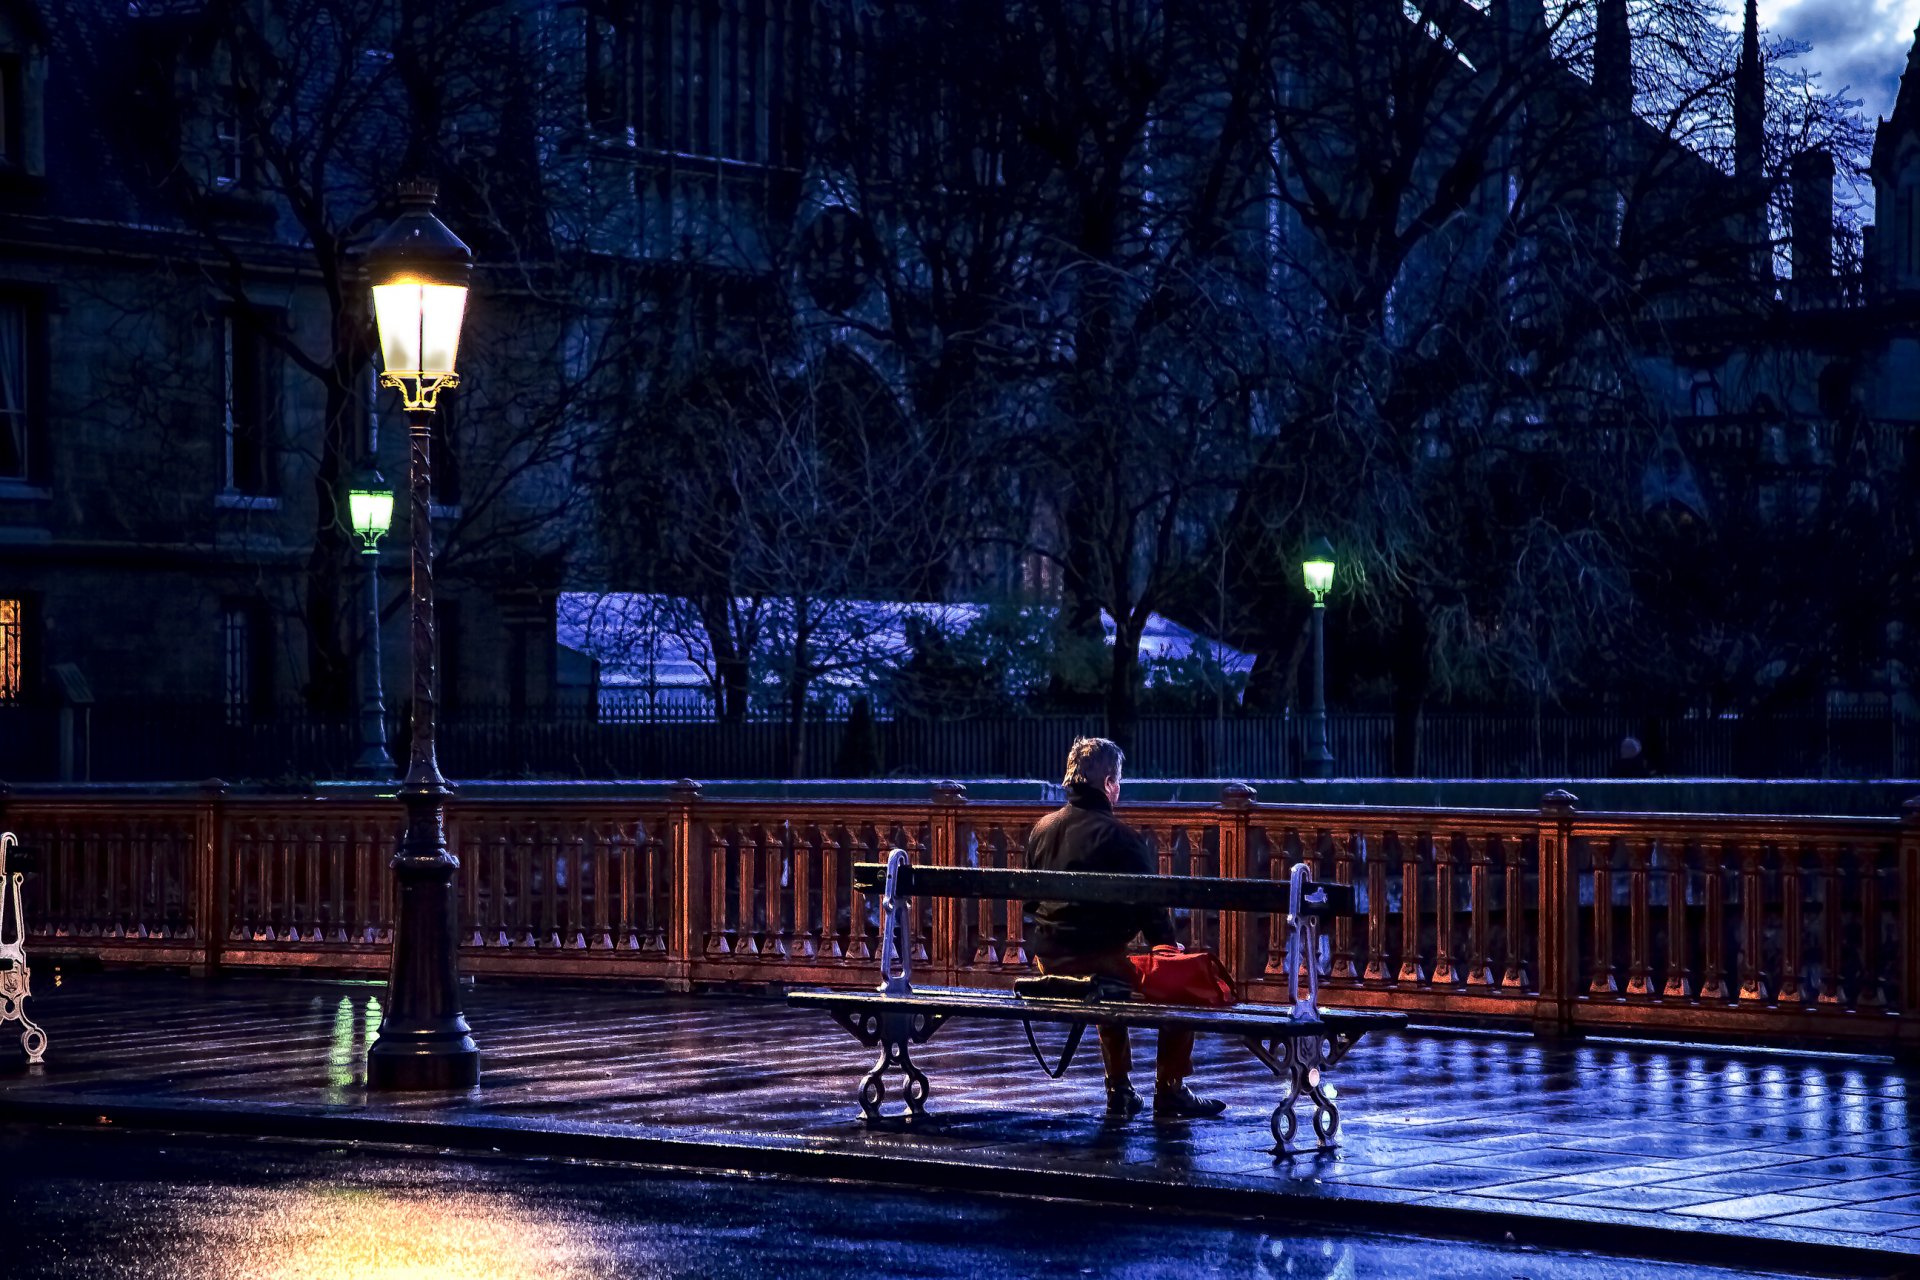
{"left": 0, "top": 296, "right": 35, "bottom": 482}
{"left": 0, "top": 56, "right": 22, "bottom": 169}
{"left": 221, "top": 602, "right": 271, "bottom": 723}
{"left": 585, "top": 8, "right": 631, "bottom": 135}
{"left": 0, "top": 597, "right": 20, "bottom": 702}
{"left": 635, "top": 1, "right": 792, "bottom": 166}
{"left": 221, "top": 314, "right": 277, "bottom": 498}
{"left": 213, "top": 86, "right": 248, "bottom": 187}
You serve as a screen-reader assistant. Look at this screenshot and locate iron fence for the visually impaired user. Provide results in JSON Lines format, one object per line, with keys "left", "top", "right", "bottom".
{"left": 1, "top": 702, "right": 1916, "bottom": 782}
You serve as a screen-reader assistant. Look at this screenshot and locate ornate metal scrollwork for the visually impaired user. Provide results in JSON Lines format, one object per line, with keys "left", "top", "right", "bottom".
{"left": 1245, "top": 1031, "right": 1345, "bottom": 1155}
{"left": 830, "top": 1005, "right": 946, "bottom": 1121}
{"left": 0, "top": 833, "right": 46, "bottom": 1065}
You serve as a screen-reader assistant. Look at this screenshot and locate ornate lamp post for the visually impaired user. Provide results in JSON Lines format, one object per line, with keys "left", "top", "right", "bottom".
{"left": 1301, "top": 537, "right": 1336, "bottom": 780}
{"left": 363, "top": 182, "right": 479, "bottom": 1090}
{"left": 347, "top": 468, "right": 395, "bottom": 778}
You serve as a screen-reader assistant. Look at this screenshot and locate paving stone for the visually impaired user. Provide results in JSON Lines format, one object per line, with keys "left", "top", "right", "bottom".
{"left": 1762, "top": 1207, "right": 1920, "bottom": 1235}
{"left": 1550, "top": 1185, "right": 1729, "bottom": 1211}
{"left": 1657, "top": 1170, "right": 1849, "bottom": 1196}
{"left": 1671, "top": 1193, "right": 1852, "bottom": 1222}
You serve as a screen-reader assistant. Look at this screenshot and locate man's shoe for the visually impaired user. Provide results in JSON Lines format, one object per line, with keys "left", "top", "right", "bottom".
{"left": 1106, "top": 1080, "right": 1145, "bottom": 1117}
{"left": 1154, "top": 1084, "right": 1227, "bottom": 1119}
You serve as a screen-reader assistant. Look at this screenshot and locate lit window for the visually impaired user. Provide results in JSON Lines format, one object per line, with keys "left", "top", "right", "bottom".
{"left": 0, "top": 597, "right": 19, "bottom": 702}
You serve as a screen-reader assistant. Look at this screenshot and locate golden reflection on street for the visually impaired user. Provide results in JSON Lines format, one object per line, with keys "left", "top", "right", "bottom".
{"left": 166, "top": 1180, "right": 617, "bottom": 1280}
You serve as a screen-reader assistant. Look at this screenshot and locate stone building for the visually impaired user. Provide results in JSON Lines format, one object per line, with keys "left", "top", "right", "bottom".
{"left": 0, "top": 0, "right": 1914, "bottom": 777}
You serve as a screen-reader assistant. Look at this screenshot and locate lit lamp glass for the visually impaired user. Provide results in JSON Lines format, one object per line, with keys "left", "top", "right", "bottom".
{"left": 347, "top": 468, "right": 393, "bottom": 551}
{"left": 1301, "top": 536, "right": 1336, "bottom": 602}
{"left": 366, "top": 183, "right": 471, "bottom": 411}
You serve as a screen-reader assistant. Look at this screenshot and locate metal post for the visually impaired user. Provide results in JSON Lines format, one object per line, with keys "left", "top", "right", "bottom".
{"left": 1305, "top": 599, "right": 1334, "bottom": 778}
{"left": 354, "top": 541, "right": 395, "bottom": 777}
{"left": 367, "top": 407, "right": 479, "bottom": 1091}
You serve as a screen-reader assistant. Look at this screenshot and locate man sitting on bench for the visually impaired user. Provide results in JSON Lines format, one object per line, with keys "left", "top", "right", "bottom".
{"left": 1026, "top": 737, "right": 1227, "bottom": 1121}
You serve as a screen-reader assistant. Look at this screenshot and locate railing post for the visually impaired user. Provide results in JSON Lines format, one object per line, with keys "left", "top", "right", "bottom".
{"left": 1899, "top": 796, "right": 1920, "bottom": 1062}
{"left": 665, "top": 778, "right": 702, "bottom": 993}
{"left": 1217, "top": 783, "right": 1256, "bottom": 984}
{"left": 192, "top": 778, "right": 228, "bottom": 978}
{"left": 930, "top": 781, "right": 967, "bottom": 986}
{"left": 1532, "top": 789, "right": 1579, "bottom": 1038}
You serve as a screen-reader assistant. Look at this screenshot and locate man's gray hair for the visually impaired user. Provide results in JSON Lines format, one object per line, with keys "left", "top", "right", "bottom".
{"left": 1063, "top": 737, "right": 1125, "bottom": 788}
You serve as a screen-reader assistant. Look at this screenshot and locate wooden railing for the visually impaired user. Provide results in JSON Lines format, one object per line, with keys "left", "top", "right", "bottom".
{"left": 2, "top": 781, "right": 1914, "bottom": 1052}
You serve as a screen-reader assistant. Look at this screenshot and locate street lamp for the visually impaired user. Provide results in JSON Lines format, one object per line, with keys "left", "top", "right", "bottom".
{"left": 1301, "top": 536, "right": 1336, "bottom": 779}
{"left": 363, "top": 182, "right": 479, "bottom": 1091}
{"left": 347, "top": 467, "right": 394, "bottom": 778}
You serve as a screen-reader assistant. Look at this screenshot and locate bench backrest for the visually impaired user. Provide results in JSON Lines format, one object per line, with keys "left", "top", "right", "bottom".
{"left": 851, "top": 861, "right": 1356, "bottom": 918}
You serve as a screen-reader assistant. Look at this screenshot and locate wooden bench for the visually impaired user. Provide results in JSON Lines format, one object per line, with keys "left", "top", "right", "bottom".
{"left": 787, "top": 850, "right": 1407, "bottom": 1153}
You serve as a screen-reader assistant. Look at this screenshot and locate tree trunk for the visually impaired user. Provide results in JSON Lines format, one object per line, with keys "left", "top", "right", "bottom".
{"left": 1107, "top": 617, "right": 1142, "bottom": 752}
{"left": 1389, "top": 596, "right": 1431, "bottom": 778}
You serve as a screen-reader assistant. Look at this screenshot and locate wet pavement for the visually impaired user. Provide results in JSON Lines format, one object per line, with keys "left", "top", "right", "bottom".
{"left": 0, "top": 1126, "right": 1815, "bottom": 1280}
{"left": 0, "top": 973, "right": 1914, "bottom": 1273}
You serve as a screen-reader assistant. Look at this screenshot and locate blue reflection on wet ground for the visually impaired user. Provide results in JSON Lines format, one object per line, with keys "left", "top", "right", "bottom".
{"left": 0, "top": 1126, "right": 1806, "bottom": 1280}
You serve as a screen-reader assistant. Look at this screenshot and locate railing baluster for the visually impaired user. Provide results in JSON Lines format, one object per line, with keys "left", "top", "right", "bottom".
{"left": 1817, "top": 844, "right": 1842, "bottom": 1004}
{"left": 592, "top": 824, "right": 614, "bottom": 950}
{"left": 1431, "top": 833, "right": 1459, "bottom": 987}
{"left": 1464, "top": 834, "right": 1493, "bottom": 987}
{"left": 1738, "top": 843, "right": 1769, "bottom": 1002}
{"left": 820, "top": 827, "right": 843, "bottom": 960}
{"left": 1363, "top": 833, "right": 1388, "bottom": 984}
{"left": 1397, "top": 832, "right": 1425, "bottom": 985}
{"left": 705, "top": 823, "right": 732, "bottom": 956}
{"left": 1859, "top": 844, "right": 1887, "bottom": 1008}
{"left": 771, "top": 822, "right": 794, "bottom": 959}
{"left": 330, "top": 826, "right": 349, "bottom": 944}
{"left": 1699, "top": 842, "right": 1730, "bottom": 1001}
{"left": 1589, "top": 835, "right": 1617, "bottom": 994}
{"left": 490, "top": 829, "right": 510, "bottom": 947}
{"left": 1003, "top": 830, "right": 1027, "bottom": 968}
{"left": 1265, "top": 830, "right": 1290, "bottom": 978}
{"left": 1501, "top": 836, "right": 1528, "bottom": 990}
{"left": 1778, "top": 841, "right": 1806, "bottom": 1005}
{"left": 1625, "top": 838, "right": 1652, "bottom": 996}
{"left": 845, "top": 826, "right": 873, "bottom": 961}
{"left": 304, "top": 823, "right": 323, "bottom": 943}
{"left": 567, "top": 827, "right": 587, "bottom": 949}
{"left": 1662, "top": 839, "right": 1691, "bottom": 998}
{"left": 1330, "top": 833, "right": 1358, "bottom": 982}
{"left": 617, "top": 823, "right": 640, "bottom": 951}
{"left": 735, "top": 822, "right": 761, "bottom": 957}
{"left": 793, "top": 826, "right": 817, "bottom": 960}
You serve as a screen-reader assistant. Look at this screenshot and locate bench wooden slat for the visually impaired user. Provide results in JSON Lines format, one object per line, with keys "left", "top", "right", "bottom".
{"left": 851, "top": 862, "right": 1357, "bottom": 917}
{"left": 788, "top": 986, "right": 1405, "bottom": 1036}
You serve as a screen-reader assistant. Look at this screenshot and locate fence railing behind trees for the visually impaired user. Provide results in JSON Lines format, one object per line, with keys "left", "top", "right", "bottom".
{"left": 2, "top": 702, "right": 1917, "bottom": 782}
{"left": 3, "top": 783, "right": 1914, "bottom": 1054}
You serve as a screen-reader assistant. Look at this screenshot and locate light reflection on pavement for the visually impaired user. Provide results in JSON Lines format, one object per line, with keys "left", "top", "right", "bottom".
{"left": 0, "top": 1126, "right": 1823, "bottom": 1280}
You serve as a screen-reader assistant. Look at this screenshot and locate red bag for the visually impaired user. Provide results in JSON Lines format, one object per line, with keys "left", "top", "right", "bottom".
{"left": 1129, "top": 945, "right": 1237, "bottom": 1008}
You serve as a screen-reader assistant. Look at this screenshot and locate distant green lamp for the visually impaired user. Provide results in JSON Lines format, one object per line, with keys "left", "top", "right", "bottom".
{"left": 347, "top": 467, "right": 394, "bottom": 551}
{"left": 1301, "top": 535, "right": 1336, "bottom": 778}
{"left": 1301, "top": 536, "right": 1336, "bottom": 602}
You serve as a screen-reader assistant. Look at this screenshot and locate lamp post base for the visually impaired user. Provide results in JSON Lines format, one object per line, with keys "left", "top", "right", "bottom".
{"left": 367, "top": 1028, "right": 479, "bottom": 1090}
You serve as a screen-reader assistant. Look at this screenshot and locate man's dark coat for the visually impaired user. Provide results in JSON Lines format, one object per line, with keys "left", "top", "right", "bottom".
{"left": 1023, "top": 781, "right": 1176, "bottom": 960}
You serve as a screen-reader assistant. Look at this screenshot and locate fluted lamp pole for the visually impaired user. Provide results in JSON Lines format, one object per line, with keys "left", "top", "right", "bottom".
{"left": 347, "top": 468, "right": 395, "bottom": 777}
{"left": 1302, "top": 536, "right": 1336, "bottom": 780}
{"left": 364, "top": 182, "right": 479, "bottom": 1090}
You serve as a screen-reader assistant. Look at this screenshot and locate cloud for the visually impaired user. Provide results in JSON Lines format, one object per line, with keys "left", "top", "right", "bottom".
{"left": 1768, "top": 0, "right": 1917, "bottom": 120}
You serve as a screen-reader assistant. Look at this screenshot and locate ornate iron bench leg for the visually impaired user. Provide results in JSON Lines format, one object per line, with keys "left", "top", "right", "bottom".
{"left": 834, "top": 1008, "right": 945, "bottom": 1122}
{"left": 0, "top": 966, "right": 44, "bottom": 1066}
{"left": 1246, "top": 1031, "right": 1357, "bottom": 1156}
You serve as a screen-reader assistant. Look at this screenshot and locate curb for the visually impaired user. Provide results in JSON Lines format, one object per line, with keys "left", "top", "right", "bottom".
{"left": 0, "top": 1092, "right": 1908, "bottom": 1278}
